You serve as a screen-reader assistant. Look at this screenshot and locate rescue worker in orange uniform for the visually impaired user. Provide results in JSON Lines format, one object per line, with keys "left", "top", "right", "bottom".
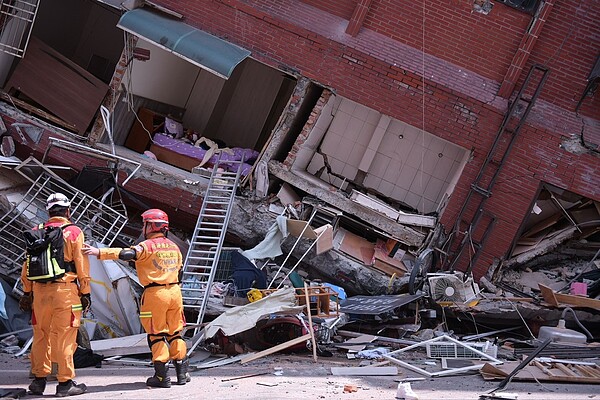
{"left": 19, "top": 193, "right": 90, "bottom": 397}
{"left": 82, "top": 209, "right": 190, "bottom": 388}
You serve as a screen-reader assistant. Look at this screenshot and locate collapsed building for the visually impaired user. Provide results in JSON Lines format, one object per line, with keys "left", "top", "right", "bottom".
{"left": 0, "top": 0, "right": 598, "bottom": 319}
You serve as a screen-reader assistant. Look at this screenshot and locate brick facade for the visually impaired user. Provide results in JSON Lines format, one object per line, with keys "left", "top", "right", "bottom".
{"left": 118, "top": 1, "right": 600, "bottom": 276}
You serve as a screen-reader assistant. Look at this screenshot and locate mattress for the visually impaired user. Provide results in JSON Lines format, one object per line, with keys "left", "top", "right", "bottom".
{"left": 151, "top": 133, "right": 259, "bottom": 175}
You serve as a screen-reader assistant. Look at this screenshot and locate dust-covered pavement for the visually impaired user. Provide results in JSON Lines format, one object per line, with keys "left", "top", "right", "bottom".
{"left": 0, "top": 351, "right": 597, "bottom": 400}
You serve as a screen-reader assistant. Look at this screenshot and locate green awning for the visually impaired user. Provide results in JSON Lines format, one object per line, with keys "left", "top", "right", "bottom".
{"left": 117, "top": 8, "right": 250, "bottom": 79}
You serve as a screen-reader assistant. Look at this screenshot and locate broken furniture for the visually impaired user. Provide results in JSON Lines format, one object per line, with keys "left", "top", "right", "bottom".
{"left": 261, "top": 286, "right": 340, "bottom": 318}
{"left": 148, "top": 132, "right": 259, "bottom": 174}
{"left": 124, "top": 107, "right": 166, "bottom": 153}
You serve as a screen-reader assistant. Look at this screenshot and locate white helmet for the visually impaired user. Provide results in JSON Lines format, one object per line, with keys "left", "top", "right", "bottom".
{"left": 46, "top": 193, "right": 71, "bottom": 210}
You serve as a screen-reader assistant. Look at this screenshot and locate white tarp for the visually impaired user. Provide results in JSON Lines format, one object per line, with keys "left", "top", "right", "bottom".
{"left": 84, "top": 243, "right": 143, "bottom": 339}
{"left": 203, "top": 287, "right": 303, "bottom": 339}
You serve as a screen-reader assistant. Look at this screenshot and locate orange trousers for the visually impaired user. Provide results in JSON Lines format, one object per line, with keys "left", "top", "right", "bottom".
{"left": 30, "top": 282, "right": 81, "bottom": 382}
{"left": 140, "top": 285, "right": 187, "bottom": 363}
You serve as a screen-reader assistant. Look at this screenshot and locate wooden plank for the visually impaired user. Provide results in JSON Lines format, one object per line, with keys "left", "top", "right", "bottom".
{"left": 538, "top": 284, "right": 560, "bottom": 307}
{"left": 533, "top": 361, "right": 557, "bottom": 377}
{"left": 331, "top": 366, "right": 398, "bottom": 376}
{"left": 521, "top": 213, "right": 562, "bottom": 238}
{"left": 350, "top": 190, "right": 399, "bottom": 220}
{"left": 336, "top": 228, "right": 375, "bottom": 265}
{"left": 304, "top": 282, "right": 318, "bottom": 362}
{"left": 0, "top": 92, "right": 77, "bottom": 131}
{"left": 578, "top": 365, "right": 600, "bottom": 378}
{"left": 371, "top": 259, "right": 407, "bottom": 277}
{"left": 555, "top": 363, "right": 578, "bottom": 377}
{"left": 240, "top": 334, "right": 311, "bottom": 364}
{"left": 539, "top": 284, "right": 600, "bottom": 311}
{"left": 481, "top": 362, "right": 600, "bottom": 384}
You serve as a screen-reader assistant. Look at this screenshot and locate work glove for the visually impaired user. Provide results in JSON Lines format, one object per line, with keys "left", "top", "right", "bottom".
{"left": 19, "top": 292, "right": 33, "bottom": 312}
{"left": 80, "top": 293, "right": 92, "bottom": 314}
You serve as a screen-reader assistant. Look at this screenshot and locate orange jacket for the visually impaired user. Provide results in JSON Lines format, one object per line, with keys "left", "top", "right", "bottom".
{"left": 98, "top": 233, "right": 182, "bottom": 287}
{"left": 21, "top": 216, "right": 91, "bottom": 295}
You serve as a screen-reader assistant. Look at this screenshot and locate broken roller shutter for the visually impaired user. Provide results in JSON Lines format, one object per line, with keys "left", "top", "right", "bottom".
{"left": 117, "top": 7, "right": 251, "bottom": 79}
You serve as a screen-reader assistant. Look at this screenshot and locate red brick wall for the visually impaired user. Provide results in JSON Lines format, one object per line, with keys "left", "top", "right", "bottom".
{"left": 300, "top": 0, "right": 356, "bottom": 19}
{"left": 363, "top": 0, "right": 528, "bottom": 83}
{"left": 307, "top": 0, "right": 599, "bottom": 115}
{"left": 125, "top": 1, "right": 600, "bottom": 276}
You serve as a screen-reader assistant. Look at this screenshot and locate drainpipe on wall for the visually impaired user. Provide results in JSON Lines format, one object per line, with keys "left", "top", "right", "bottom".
{"left": 497, "top": 0, "right": 554, "bottom": 98}
{"left": 346, "top": 0, "right": 373, "bottom": 37}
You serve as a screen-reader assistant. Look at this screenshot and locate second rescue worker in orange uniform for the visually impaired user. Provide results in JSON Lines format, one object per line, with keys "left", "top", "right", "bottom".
{"left": 82, "top": 209, "right": 190, "bottom": 388}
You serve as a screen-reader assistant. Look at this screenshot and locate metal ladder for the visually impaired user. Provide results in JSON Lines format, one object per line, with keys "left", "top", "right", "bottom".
{"left": 181, "top": 156, "right": 244, "bottom": 333}
{"left": 446, "top": 64, "right": 550, "bottom": 274}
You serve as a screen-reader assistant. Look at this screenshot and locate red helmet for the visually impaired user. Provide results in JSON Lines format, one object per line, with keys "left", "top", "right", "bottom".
{"left": 141, "top": 209, "right": 169, "bottom": 234}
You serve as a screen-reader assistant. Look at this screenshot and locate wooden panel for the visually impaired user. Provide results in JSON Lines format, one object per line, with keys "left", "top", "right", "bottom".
{"left": 337, "top": 228, "right": 375, "bottom": 265}
{"left": 148, "top": 143, "right": 201, "bottom": 171}
{"left": 6, "top": 37, "right": 108, "bottom": 133}
{"left": 539, "top": 284, "right": 600, "bottom": 310}
{"left": 125, "top": 108, "right": 159, "bottom": 153}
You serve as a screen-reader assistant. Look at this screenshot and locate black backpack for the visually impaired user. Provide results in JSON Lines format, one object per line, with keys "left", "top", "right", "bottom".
{"left": 23, "top": 223, "right": 75, "bottom": 282}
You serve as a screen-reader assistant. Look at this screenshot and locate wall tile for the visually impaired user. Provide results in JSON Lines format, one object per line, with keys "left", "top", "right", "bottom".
{"left": 369, "top": 153, "right": 391, "bottom": 178}
{"left": 364, "top": 174, "right": 382, "bottom": 190}
{"left": 406, "top": 144, "right": 424, "bottom": 168}
{"left": 424, "top": 175, "right": 444, "bottom": 202}
{"left": 349, "top": 143, "right": 367, "bottom": 165}
{"left": 379, "top": 179, "right": 395, "bottom": 197}
{"left": 321, "top": 131, "right": 342, "bottom": 155}
{"left": 383, "top": 158, "right": 403, "bottom": 183}
{"left": 397, "top": 164, "right": 418, "bottom": 188}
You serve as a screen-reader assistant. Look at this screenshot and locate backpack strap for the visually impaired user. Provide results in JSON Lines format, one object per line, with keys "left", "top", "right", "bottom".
{"left": 59, "top": 223, "right": 77, "bottom": 273}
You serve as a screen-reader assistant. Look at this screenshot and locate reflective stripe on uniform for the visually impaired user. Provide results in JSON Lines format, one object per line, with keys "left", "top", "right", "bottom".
{"left": 140, "top": 311, "right": 152, "bottom": 319}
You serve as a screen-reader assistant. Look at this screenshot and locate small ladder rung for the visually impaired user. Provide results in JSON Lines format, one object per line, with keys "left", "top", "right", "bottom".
{"left": 185, "top": 257, "right": 216, "bottom": 263}
{"left": 202, "top": 208, "right": 227, "bottom": 213}
{"left": 183, "top": 265, "right": 210, "bottom": 276}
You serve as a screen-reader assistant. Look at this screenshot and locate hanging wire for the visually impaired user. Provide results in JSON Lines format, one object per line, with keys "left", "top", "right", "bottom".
{"left": 121, "top": 31, "right": 155, "bottom": 146}
{"left": 419, "top": 0, "right": 426, "bottom": 215}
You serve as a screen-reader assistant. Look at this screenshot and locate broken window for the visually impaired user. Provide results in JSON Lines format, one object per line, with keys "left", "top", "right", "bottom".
{"left": 111, "top": 39, "right": 296, "bottom": 175}
{"left": 1, "top": 0, "right": 122, "bottom": 133}
{"left": 0, "top": 0, "right": 39, "bottom": 58}
{"left": 497, "top": 182, "right": 600, "bottom": 283}
{"left": 494, "top": 0, "right": 541, "bottom": 14}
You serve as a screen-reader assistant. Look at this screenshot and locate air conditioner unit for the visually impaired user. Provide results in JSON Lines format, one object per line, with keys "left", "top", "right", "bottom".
{"left": 427, "top": 273, "right": 478, "bottom": 304}
{"left": 426, "top": 341, "right": 498, "bottom": 359}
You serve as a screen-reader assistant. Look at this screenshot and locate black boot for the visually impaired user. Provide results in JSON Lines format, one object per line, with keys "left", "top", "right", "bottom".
{"left": 28, "top": 377, "right": 46, "bottom": 395}
{"left": 55, "top": 380, "right": 87, "bottom": 397}
{"left": 146, "top": 361, "right": 171, "bottom": 388}
{"left": 173, "top": 357, "right": 191, "bottom": 385}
